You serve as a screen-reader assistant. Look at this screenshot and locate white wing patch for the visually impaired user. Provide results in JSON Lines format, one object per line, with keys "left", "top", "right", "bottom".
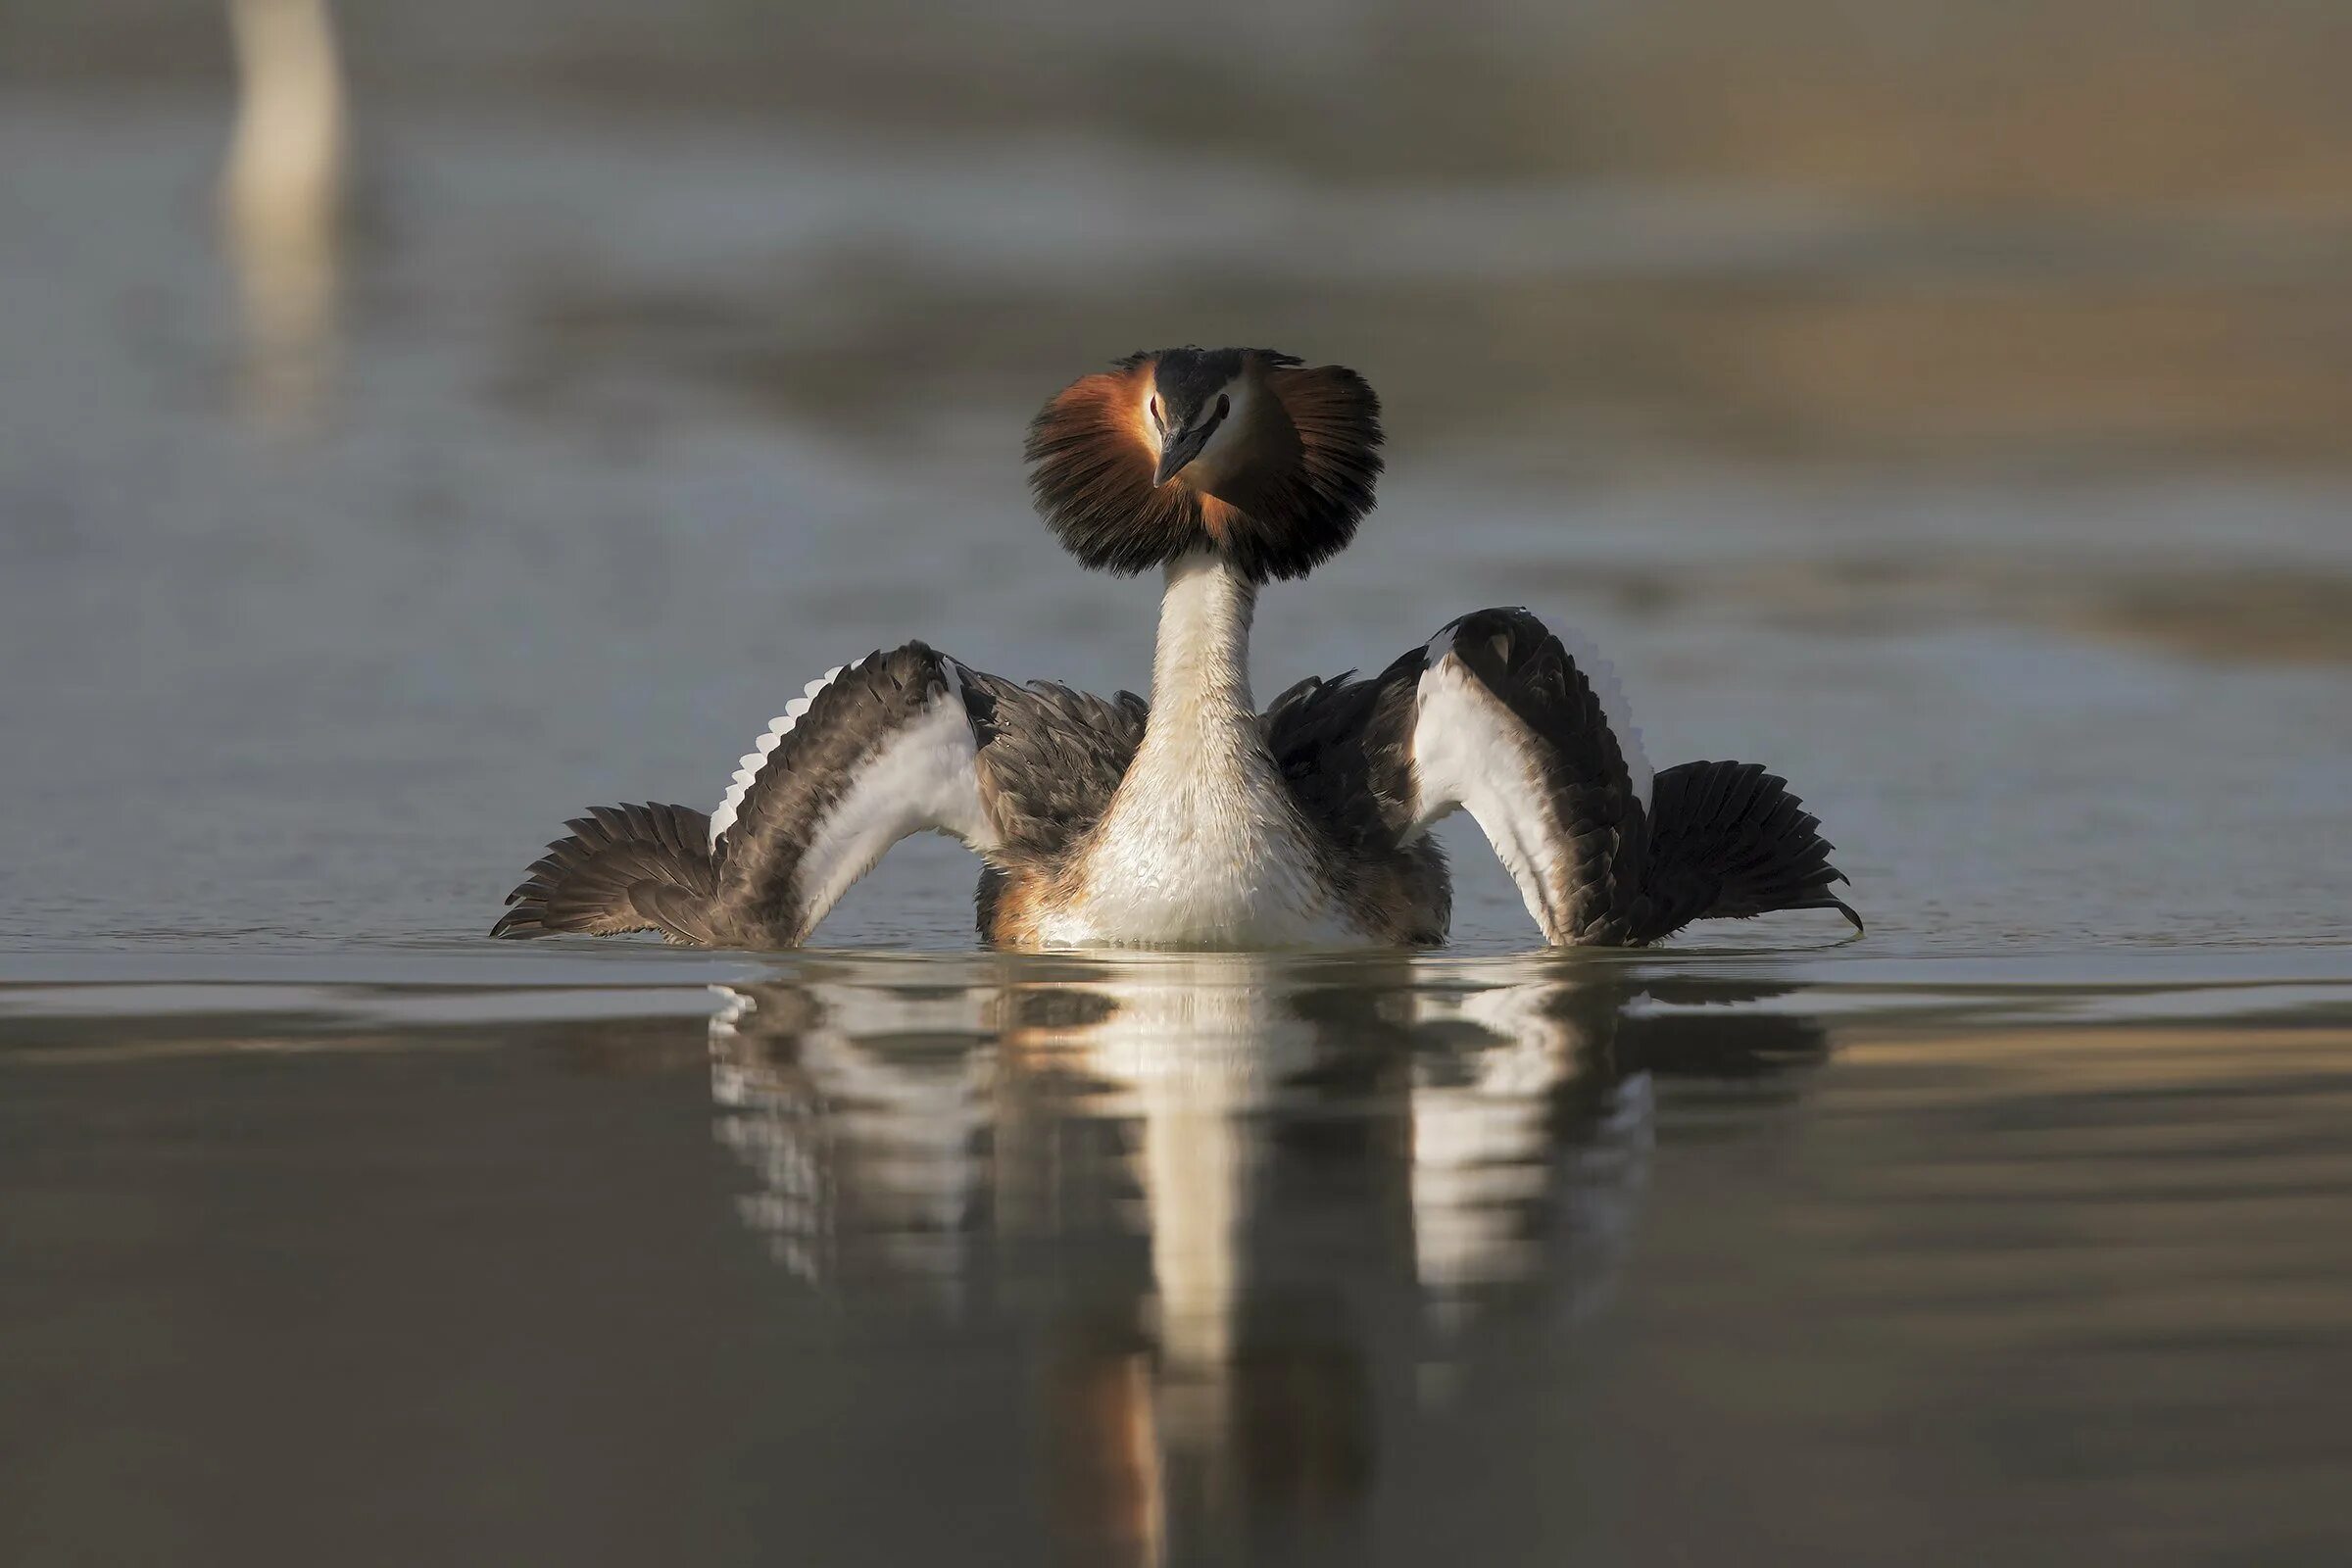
{"left": 1414, "top": 620, "right": 1651, "bottom": 811}
{"left": 787, "top": 671, "right": 996, "bottom": 932}
{"left": 709, "top": 658, "right": 864, "bottom": 849}
{"left": 1410, "top": 653, "right": 1574, "bottom": 942}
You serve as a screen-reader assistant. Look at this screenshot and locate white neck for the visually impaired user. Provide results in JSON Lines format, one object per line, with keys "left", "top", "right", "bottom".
{"left": 1140, "top": 548, "right": 1260, "bottom": 756}
{"left": 1051, "top": 548, "right": 1345, "bottom": 945}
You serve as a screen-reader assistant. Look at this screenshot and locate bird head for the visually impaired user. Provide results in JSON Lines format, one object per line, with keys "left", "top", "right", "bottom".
{"left": 1024, "top": 346, "right": 1384, "bottom": 582}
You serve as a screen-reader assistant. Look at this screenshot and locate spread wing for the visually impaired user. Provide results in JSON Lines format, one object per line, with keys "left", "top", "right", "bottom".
{"left": 1268, "top": 608, "right": 1652, "bottom": 945}
{"left": 705, "top": 642, "right": 995, "bottom": 945}
{"left": 1269, "top": 608, "right": 1853, "bottom": 947}
{"left": 703, "top": 643, "right": 1145, "bottom": 947}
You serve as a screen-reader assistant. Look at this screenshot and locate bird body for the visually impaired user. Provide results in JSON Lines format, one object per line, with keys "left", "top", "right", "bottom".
{"left": 1024, "top": 550, "right": 1357, "bottom": 949}
{"left": 497, "top": 347, "right": 1858, "bottom": 951}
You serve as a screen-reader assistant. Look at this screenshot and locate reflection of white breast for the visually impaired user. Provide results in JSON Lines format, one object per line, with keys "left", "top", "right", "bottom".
{"left": 1052, "top": 966, "right": 1323, "bottom": 1370}
{"left": 709, "top": 956, "right": 1659, "bottom": 1349}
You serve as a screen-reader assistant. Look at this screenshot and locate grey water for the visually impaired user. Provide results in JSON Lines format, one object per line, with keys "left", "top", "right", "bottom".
{"left": 4, "top": 69, "right": 2352, "bottom": 1567}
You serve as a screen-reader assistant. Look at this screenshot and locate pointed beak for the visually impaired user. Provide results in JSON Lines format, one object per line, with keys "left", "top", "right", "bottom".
{"left": 1152, "top": 422, "right": 1213, "bottom": 487}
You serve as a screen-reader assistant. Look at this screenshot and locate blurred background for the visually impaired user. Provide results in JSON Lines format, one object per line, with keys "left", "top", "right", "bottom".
{"left": 2, "top": 0, "right": 2348, "bottom": 952}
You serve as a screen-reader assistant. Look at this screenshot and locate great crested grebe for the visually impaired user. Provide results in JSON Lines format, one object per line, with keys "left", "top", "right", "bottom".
{"left": 494, "top": 346, "right": 1859, "bottom": 950}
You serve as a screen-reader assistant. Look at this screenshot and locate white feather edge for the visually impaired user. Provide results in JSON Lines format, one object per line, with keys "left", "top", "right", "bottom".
{"left": 784, "top": 663, "right": 997, "bottom": 933}
{"left": 709, "top": 657, "right": 864, "bottom": 849}
{"left": 708, "top": 657, "right": 997, "bottom": 940}
{"left": 1412, "top": 617, "right": 1652, "bottom": 812}
{"left": 1409, "top": 653, "right": 1573, "bottom": 942}
{"left": 1404, "top": 616, "right": 1655, "bottom": 943}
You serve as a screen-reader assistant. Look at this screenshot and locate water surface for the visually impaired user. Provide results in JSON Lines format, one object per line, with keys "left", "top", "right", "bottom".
{"left": 7, "top": 953, "right": 2351, "bottom": 1564}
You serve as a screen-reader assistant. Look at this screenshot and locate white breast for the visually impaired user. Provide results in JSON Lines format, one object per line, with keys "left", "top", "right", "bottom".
{"left": 1054, "top": 549, "right": 1365, "bottom": 950}
{"left": 1039, "top": 751, "right": 1356, "bottom": 950}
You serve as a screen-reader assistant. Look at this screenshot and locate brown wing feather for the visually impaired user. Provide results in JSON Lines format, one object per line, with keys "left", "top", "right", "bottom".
{"left": 1263, "top": 651, "right": 1451, "bottom": 945}
{"left": 493, "top": 802, "right": 721, "bottom": 943}
{"left": 959, "top": 671, "right": 1149, "bottom": 863}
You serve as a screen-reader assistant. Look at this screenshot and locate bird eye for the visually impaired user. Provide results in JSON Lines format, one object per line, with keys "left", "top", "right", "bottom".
{"left": 1216, "top": 393, "right": 1230, "bottom": 419}
{"left": 1148, "top": 396, "right": 1161, "bottom": 426}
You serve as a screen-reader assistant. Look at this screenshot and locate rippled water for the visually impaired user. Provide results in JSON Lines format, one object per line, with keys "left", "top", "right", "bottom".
{"left": 4, "top": 74, "right": 2351, "bottom": 1566}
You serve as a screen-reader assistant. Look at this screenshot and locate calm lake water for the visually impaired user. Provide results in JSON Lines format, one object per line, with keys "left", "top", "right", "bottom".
{"left": 4, "top": 74, "right": 2351, "bottom": 1566}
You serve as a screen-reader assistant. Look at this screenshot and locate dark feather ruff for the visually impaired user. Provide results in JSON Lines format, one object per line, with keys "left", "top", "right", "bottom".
{"left": 1238, "top": 357, "right": 1384, "bottom": 580}
{"left": 1023, "top": 348, "right": 1384, "bottom": 582}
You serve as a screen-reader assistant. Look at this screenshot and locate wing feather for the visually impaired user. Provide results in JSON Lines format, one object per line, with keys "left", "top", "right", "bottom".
{"left": 1272, "top": 608, "right": 1854, "bottom": 948}
{"left": 700, "top": 645, "right": 1150, "bottom": 948}
{"left": 959, "top": 671, "right": 1149, "bottom": 863}
{"left": 708, "top": 642, "right": 996, "bottom": 945}
{"left": 1406, "top": 610, "right": 1651, "bottom": 944}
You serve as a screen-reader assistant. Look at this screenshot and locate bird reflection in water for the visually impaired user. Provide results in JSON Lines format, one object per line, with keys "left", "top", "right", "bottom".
{"left": 709, "top": 956, "right": 1827, "bottom": 1565}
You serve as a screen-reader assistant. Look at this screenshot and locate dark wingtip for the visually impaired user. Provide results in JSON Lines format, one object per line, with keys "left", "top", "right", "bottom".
{"left": 487, "top": 800, "right": 718, "bottom": 943}
{"left": 1821, "top": 860, "right": 1862, "bottom": 933}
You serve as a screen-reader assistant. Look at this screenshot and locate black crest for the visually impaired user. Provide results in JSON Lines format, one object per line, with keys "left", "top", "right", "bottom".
{"left": 1139, "top": 346, "right": 1245, "bottom": 428}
